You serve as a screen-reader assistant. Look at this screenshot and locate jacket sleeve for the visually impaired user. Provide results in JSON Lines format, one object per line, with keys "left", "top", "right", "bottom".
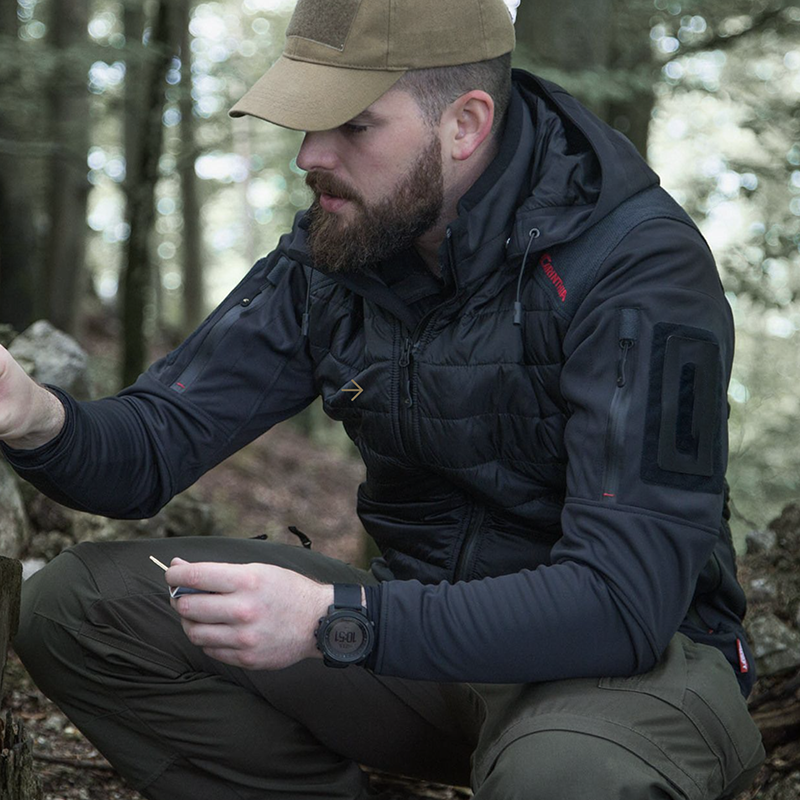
{"left": 2, "top": 237, "right": 318, "bottom": 518}
{"left": 370, "top": 217, "right": 734, "bottom": 682}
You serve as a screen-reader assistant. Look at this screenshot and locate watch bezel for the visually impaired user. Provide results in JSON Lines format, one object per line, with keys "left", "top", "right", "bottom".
{"left": 317, "top": 608, "right": 374, "bottom": 667}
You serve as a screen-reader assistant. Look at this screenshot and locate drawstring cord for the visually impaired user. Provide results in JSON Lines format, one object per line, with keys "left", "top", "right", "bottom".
{"left": 301, "top": 266, "right": 315, "bottom": 337}
{"left": 513, "top": 228, "right": 541, "bottom": 326}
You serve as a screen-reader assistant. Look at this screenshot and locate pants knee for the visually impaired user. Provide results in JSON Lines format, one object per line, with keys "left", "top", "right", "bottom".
{"left": 476, "top": 731, "right": 677, "bottom": 800}
{"left": 14, "top": 549, "right": 97, "bottom": 684}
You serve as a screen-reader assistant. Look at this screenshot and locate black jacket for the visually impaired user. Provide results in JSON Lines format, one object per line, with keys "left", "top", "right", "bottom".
{"left": 4, "top": 70, "right": 754, "bottom": 694}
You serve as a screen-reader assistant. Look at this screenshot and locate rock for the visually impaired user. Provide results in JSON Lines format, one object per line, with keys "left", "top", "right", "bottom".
{"left": 27, "top": 531, "right": 75, "bottom": 562}
{"left": 768, "top": 503, "right": 800, "bottom": 552}
{"left": 41, "top": 714, "right": 64, "bottom": 734}
{"left": 748, "top": 576, "right": 778, "bottom": 603}
{"left": 759, "top": 771, "right": 800, "bottom": 800}
{"left": 0, "top": 324, "right": 17, "bottom": 349}
{"left": 159, "top": 492, "right": 218, "bottom": 538}
{"left": 7, "top": 320, "right": 90, "bottom": 400}
{"left": 20, "top": 560, "right": 46, "bottom": 582}
{"left": 23, "top": 493, "right": 72, "bottom": 534}
{"left": 0, "top": 463, "right": 31, "bottom": 560}
{"left": 745, "top": 528, "right": 777, "bottom": 555}
{"left": 72, "top": 491, "right": 217, "bottom": 545}
{"left": 747, "top": 614, "right": 800, "bottom": 676}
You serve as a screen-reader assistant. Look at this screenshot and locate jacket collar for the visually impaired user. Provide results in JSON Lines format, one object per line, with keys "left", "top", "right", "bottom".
{"left": 291, "top": 68, "right": 660, "bottom": 316}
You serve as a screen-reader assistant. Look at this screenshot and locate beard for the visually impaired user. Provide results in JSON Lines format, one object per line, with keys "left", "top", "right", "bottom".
{"left": 304, "top": 134, "right": 444, "bottom": 274}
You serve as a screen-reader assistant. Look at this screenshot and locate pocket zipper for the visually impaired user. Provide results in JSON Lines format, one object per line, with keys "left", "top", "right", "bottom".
{"left": 171, "top": 283, "right": 270, "bottom": 393}
{"left": 602, "top": 308, "right": 640, "bottom": 501}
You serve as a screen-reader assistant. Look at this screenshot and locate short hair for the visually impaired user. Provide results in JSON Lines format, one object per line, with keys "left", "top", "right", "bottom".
{"left": 394, "top": 52, "right": 512, "bottom": 136}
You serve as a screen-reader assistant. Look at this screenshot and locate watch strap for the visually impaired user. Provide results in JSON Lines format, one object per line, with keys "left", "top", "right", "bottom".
{"left": 333, "top": 583, "right": 363, "bottom": 611}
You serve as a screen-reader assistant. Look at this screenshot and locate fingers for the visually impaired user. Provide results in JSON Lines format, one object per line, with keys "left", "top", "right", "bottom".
{"left": 171, "top": 592, "right": 254, "bottom": 625}
{"left": 177, "top": 618, "right": 255, "bottom": 650}
{"left": 165, "top": 559, "right": 248, "bottom": 594}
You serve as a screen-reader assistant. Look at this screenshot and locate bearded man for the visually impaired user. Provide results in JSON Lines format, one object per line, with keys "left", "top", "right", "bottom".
{"left": 3, "top": 1, "right": 764, "bottom": 798}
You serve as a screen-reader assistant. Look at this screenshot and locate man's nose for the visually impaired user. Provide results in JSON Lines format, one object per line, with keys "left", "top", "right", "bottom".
{"left": 296, "top": 131, "right": 338, "bottom": 172}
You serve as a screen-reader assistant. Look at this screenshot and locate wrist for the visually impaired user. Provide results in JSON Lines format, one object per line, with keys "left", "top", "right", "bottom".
{"left": 3, "top": 385, "right": 65, "bottom": 450}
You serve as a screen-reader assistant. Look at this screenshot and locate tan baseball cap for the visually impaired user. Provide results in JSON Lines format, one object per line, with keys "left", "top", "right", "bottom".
{"left": 229, "top": 0, "right": 516, "bottom": 131}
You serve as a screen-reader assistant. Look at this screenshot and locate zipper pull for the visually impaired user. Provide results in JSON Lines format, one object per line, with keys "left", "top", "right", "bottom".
{"left": 617, "top": 340, "right": 634, "bottom": 387}
{"left": 616, "top": 308, "right": 640, "bottom": 387}
{"left": 399, "top": 337, "right": 413, "bottom": 368}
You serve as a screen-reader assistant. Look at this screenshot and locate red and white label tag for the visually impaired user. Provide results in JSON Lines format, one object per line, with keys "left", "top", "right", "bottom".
{"left": 736, "top": 638, "right": 749, "bottom": 673}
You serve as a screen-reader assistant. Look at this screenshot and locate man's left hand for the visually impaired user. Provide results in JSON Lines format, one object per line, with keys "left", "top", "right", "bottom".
{"left": 165, "top": 558, "right": 332, "bottom": 670}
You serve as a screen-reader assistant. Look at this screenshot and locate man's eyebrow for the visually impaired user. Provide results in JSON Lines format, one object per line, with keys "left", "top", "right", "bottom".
{"left": 346, "top": 109, "right": 382, "bottom": 125}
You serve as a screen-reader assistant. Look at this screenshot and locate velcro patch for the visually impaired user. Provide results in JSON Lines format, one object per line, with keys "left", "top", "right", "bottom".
{"left": 641, "top": 323, "right": 723, "bottom": 493}
{"left": 286, "top": 0, "right": 361, "bottom": 51}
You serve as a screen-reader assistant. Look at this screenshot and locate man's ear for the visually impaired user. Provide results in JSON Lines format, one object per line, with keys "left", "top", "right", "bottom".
{"left": 442, "top": 90, "right": 495, "bottom": 162}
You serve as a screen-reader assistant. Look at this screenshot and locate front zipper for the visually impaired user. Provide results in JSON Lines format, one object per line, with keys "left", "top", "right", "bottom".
{"left": 395, "top": 227, "right": 458, "bottom": 457}
{"left": 454, "top": 503, "right": 486, "bottom": 581}
{"left": 601, "top": 308, "right": 640, "bottom": 501}
{"left": 171, "top": 283, "right": 270, "bottom": 393}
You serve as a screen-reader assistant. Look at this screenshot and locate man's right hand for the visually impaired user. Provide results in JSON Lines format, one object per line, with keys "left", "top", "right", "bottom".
{"left": 0, "top": 345, "right": 65, "bottom": 450}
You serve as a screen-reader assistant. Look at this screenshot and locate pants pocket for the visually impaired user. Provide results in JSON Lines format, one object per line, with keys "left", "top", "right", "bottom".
{"left": 598, "top": 633, "right": 688, "bottom": 709}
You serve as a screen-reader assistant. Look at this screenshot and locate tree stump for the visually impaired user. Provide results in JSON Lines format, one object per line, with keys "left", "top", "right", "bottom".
{"left": 0, "top": 556, "right": 42, "bottom": 800}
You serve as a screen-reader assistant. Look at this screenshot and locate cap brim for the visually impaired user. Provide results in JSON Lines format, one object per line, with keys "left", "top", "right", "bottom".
{"left": 229, "top": 55, "right": 405, "bottom": 132}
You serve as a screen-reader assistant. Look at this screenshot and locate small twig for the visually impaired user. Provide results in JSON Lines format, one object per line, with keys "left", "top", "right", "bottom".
{"left": 33, "top": 752, "right": 116, "bottom": 771}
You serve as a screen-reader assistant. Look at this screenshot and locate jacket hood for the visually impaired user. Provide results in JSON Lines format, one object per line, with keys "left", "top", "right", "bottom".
{"left": 454, "top": 69, "right": 660, "bottom": 275}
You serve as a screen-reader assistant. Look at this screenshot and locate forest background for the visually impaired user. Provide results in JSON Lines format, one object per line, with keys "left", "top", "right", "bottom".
{"left": 0, "top": 0, "right": 799, "bottom": 550}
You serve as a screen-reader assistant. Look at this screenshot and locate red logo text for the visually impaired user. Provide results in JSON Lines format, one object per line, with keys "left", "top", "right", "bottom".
{"left": 539, "top": 253, "right": 567, "bottom": 303}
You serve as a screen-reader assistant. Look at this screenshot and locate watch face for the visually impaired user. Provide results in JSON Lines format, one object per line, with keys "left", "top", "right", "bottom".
{"left": 322, "top": 614, "right": 372, "bottom": 663}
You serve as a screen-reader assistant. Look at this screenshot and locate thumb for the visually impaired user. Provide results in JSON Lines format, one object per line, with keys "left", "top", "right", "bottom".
{"left": 170, "top": 557, "right": 189, "bottom": 566}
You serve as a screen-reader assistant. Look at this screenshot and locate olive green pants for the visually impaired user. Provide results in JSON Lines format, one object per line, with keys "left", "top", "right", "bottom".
{"left": 15, "top": 537, "right": 764, "bottom": 800}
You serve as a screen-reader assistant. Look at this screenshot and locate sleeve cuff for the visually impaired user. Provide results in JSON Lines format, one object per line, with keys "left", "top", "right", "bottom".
{"left": 1, "top": 386, "right": 75, "bottom": 469}
{"left": 364, "top": 583, "right": 382, "bottom": 671}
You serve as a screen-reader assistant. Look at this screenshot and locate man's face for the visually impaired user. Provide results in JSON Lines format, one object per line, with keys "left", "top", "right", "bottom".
{"left": 297, "top": 89, "right": 445, "bottom": 274}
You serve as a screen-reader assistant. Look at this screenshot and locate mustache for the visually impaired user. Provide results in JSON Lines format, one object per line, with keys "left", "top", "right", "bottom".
{"left": 305, "top": 171, "right": 361, "bottom": 204}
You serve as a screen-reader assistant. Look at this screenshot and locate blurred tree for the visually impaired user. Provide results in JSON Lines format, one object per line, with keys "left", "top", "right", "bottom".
{"left": 514, "top": 0, "right": 655, "bottom": 157}
{"left": 0, "top": 0, "right": 37, "bottom": 331}
{"left": 121, "top": 0, "right": 183, "bottom": 386}
{"left": 178, "top": 0, "right": 205, "bottom": 337}
{"left": 123, "top": 0, "right": 146, "bottom": 192}
{"left": 515, "top": 0, "right": 614, "bottom": 119}
{"left": 651, "top": 1, "right": 800, "bottom": 306}
{"left": 44, "top": 0, "right": 91, "bottom": 337}
{"left": 515, "top": 1, "right": 798, "bottom": 160}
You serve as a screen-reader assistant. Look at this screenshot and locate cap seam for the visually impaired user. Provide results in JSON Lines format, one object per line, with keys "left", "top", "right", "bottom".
{"left": 290, "top": 35, "right": 345, "bottom": 53}
{"left": 283, "top": 52, "right": 408, "bottom": 71}
{"left": 477, "top": 0, "right": 488, "bottom": 61}
{"left": 385, "top": 0, "right": 392, "bottom": 69}
{"left": 339, "top": 0, "right": 362, "bottom": 58}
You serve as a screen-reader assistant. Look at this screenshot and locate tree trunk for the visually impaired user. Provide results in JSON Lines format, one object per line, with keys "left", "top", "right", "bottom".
{"left": 178, "top": 0, "right": 205, "bottom": 336}
{"left": 515, "top": 0, "right": 614, "bottom": 119}
{"left": 0, "top": 712, "right": 43, "bottom": 800}
{"left": 607, "top": 0, "right": 657, "bottom": 159}
{"left": 121, "top": 0, "right": 182, "bottom": 386}
{"left": 0, "top": 1, "right": 37, "bottom": 330}
{"left": 44, "top": 0, "right": 91, "bottom": 337}
{"left": 515, "top": 0, "right": 656, "bottom": 159}
{"left": 0, "top": 558, "right": 21, "bottom": 702}
{"left": 0, "top": 557, "right": 40, "bottom": 800}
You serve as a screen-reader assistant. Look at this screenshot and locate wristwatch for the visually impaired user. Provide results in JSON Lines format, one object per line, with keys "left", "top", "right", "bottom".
{"left": 315, "top": 583, "right": 374, "bottom": 668}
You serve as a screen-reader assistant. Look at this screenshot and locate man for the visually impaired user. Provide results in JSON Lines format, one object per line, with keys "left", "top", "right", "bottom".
{"left": 3, "top": 1, "right": 764, "bottom": 798}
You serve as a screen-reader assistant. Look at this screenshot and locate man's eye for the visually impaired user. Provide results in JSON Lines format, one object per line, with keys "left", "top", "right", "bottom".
{"left": 343, "top": 123, "right": 369, "bottom": 134}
